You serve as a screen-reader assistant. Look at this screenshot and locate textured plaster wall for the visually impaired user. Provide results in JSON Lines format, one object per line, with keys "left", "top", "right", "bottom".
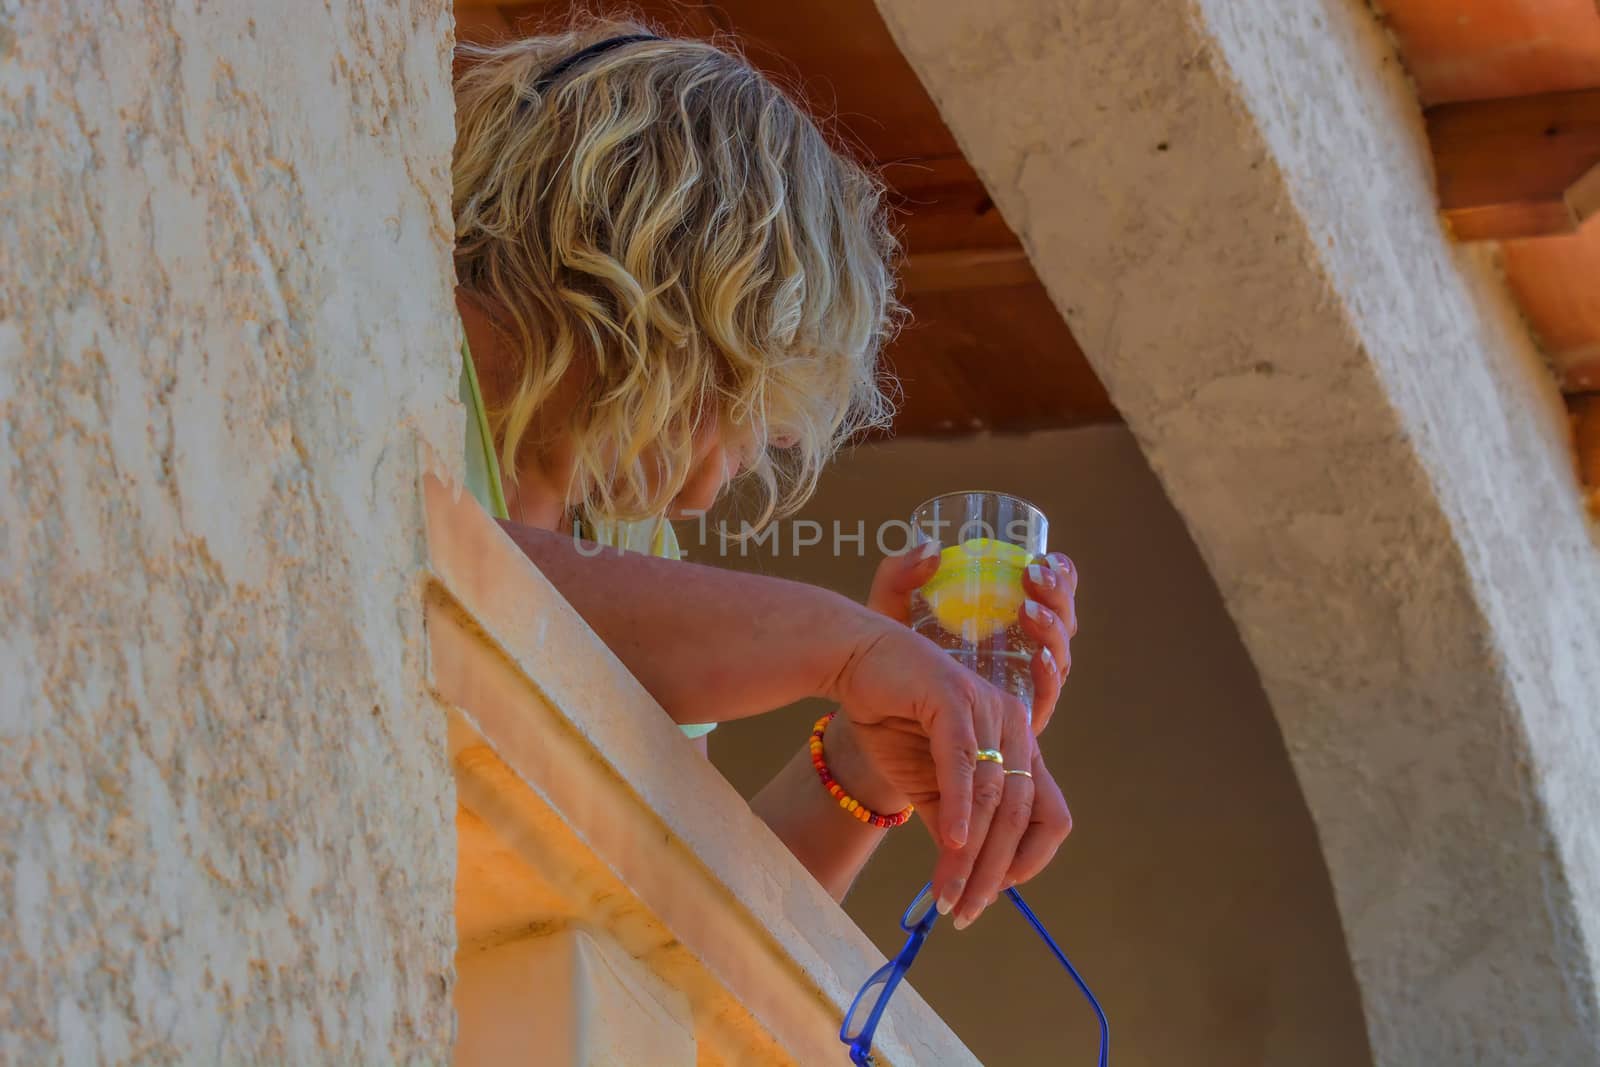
{"left": 875, "top": 0, "right": 1600, "bottom": 1063}
{"left": 0, "top": 2, "right": 461, "bottom": 1061}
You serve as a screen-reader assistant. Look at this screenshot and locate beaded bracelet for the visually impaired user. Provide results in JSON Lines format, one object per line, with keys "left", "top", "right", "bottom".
{"left": 809, "top": 711, "right": 915, "bottom": 829}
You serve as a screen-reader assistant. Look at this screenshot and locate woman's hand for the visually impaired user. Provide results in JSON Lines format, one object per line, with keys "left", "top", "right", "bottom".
{"left": 827, "top": 706, "right": 1071, "bottom": 928}
{"left": 828, "top": 542, "right": 1079, "bottom": 924}
{"left": 827, "top": 621, "right": 1073, "bottom": 930}
{"left": 866, "top": 542, "right": 1080, "bottom": 733}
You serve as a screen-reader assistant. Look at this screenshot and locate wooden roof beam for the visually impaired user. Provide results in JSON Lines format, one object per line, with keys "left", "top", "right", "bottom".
{"left": 899, "top": 248, "right": 1034, "bottom": 293}
{"left": 1427, "top": 88, "right": 1600, "bottom": 240}
{"left": 1575, "top": 393, "right": 1600, "bottom": 517}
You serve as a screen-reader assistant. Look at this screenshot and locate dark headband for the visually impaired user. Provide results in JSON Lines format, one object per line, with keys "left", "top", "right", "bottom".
{"left": 533, "top": 34, "right": 663, "bottom": 94}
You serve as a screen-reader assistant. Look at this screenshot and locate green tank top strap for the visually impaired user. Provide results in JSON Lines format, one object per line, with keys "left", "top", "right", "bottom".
{"left": 459, "top": 339, "right": 509, "bottom": 521}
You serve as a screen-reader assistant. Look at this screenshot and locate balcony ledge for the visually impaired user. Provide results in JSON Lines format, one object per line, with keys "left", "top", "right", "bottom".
{"left": 422, "top": 471, "right": 977, "bottom": 1065}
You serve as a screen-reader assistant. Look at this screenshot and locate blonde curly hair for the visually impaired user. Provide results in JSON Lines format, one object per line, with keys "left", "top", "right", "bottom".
{"left": 453, "top": 17, "right": 901, "bottom": 526}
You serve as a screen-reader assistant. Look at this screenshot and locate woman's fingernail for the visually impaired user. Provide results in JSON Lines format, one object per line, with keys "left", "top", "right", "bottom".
{"left": 1026, "top": 563, "right": 1054, "bottom": 588}
{"left": 954, "top": 899, "right": 990, "bottom": 931}
{"left": 937, "top": 879, "right": 964, "bottom": 915}
{"left": 1025, "top": 600, "right": 1051, "bottom": 624}
{"left": 917, "top": 539, "right": 942, "bottom": 560}
{"left": 1040, "top": 646, "right": 1057, "bottom": 674}
{"left": 1048, "top": 553, "right": 1071, "bottom": 573}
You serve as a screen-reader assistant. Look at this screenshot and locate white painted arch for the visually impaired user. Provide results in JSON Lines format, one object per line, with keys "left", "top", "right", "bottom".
{"left": 874, "top": 0, "right": 1600, "bottom": 1062}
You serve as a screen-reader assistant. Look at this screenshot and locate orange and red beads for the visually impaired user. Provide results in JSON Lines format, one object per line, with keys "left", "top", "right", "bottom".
{"left": 809, "top": 711, "right": 915, "bottom": 829}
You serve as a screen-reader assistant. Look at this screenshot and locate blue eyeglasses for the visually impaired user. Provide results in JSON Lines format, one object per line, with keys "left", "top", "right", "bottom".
{"left": 840, "top": 883, "right": 1109, "bottom": 1066}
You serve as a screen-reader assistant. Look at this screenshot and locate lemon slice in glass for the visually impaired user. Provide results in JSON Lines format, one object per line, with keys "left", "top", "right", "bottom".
{"left": 919, "top": 538, "right": 1033, "bottom": 641}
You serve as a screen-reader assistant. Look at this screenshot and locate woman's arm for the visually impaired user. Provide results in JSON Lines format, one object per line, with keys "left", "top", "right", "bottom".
{"left": 750, "top": 715, "right": 908, "bottom": 901}
{"left": 498, "top": 519, "right": 881, "bottom": 724}
{"left": 499, "top": 520, "right": 1074, "bottom": 925}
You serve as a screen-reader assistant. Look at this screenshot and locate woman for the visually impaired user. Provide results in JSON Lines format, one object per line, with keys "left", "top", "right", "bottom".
{"left": 452, "top": 20, "right": 1078, "bottom": 928}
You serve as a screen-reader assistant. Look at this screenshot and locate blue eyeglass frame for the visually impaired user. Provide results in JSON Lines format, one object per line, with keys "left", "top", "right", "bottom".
{"left": 840, "top": 882, "right": 1109, "bottom": 1066}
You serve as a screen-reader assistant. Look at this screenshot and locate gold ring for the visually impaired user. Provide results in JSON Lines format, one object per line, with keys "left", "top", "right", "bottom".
{"left": 975, "top": 749, "right": 1005, "bottom": 768}
{"left": 1004, "top": 768, "right": 1033, "bottom": 779}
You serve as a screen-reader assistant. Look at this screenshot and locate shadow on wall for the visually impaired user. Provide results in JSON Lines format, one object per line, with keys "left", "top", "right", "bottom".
{"left": 707, "top": 425, "right": 1374, "bottom": 1067}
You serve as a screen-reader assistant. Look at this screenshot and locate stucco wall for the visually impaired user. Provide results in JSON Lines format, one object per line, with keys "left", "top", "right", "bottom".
{"left": 873, "top": 0, "right": 1600, "bottom": 1062}
{"left": 0, "top": 2, "right": 461, "bottom": 1060}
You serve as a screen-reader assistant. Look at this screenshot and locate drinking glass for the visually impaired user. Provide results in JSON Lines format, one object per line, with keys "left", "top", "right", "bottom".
{"left": 909, "top": 491, "right": 1048, "bottom": 712}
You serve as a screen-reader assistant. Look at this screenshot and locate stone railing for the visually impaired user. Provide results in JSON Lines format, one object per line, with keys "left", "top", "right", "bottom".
{"left": 422, "top": 473, "right": 978, "bottom": 1065}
